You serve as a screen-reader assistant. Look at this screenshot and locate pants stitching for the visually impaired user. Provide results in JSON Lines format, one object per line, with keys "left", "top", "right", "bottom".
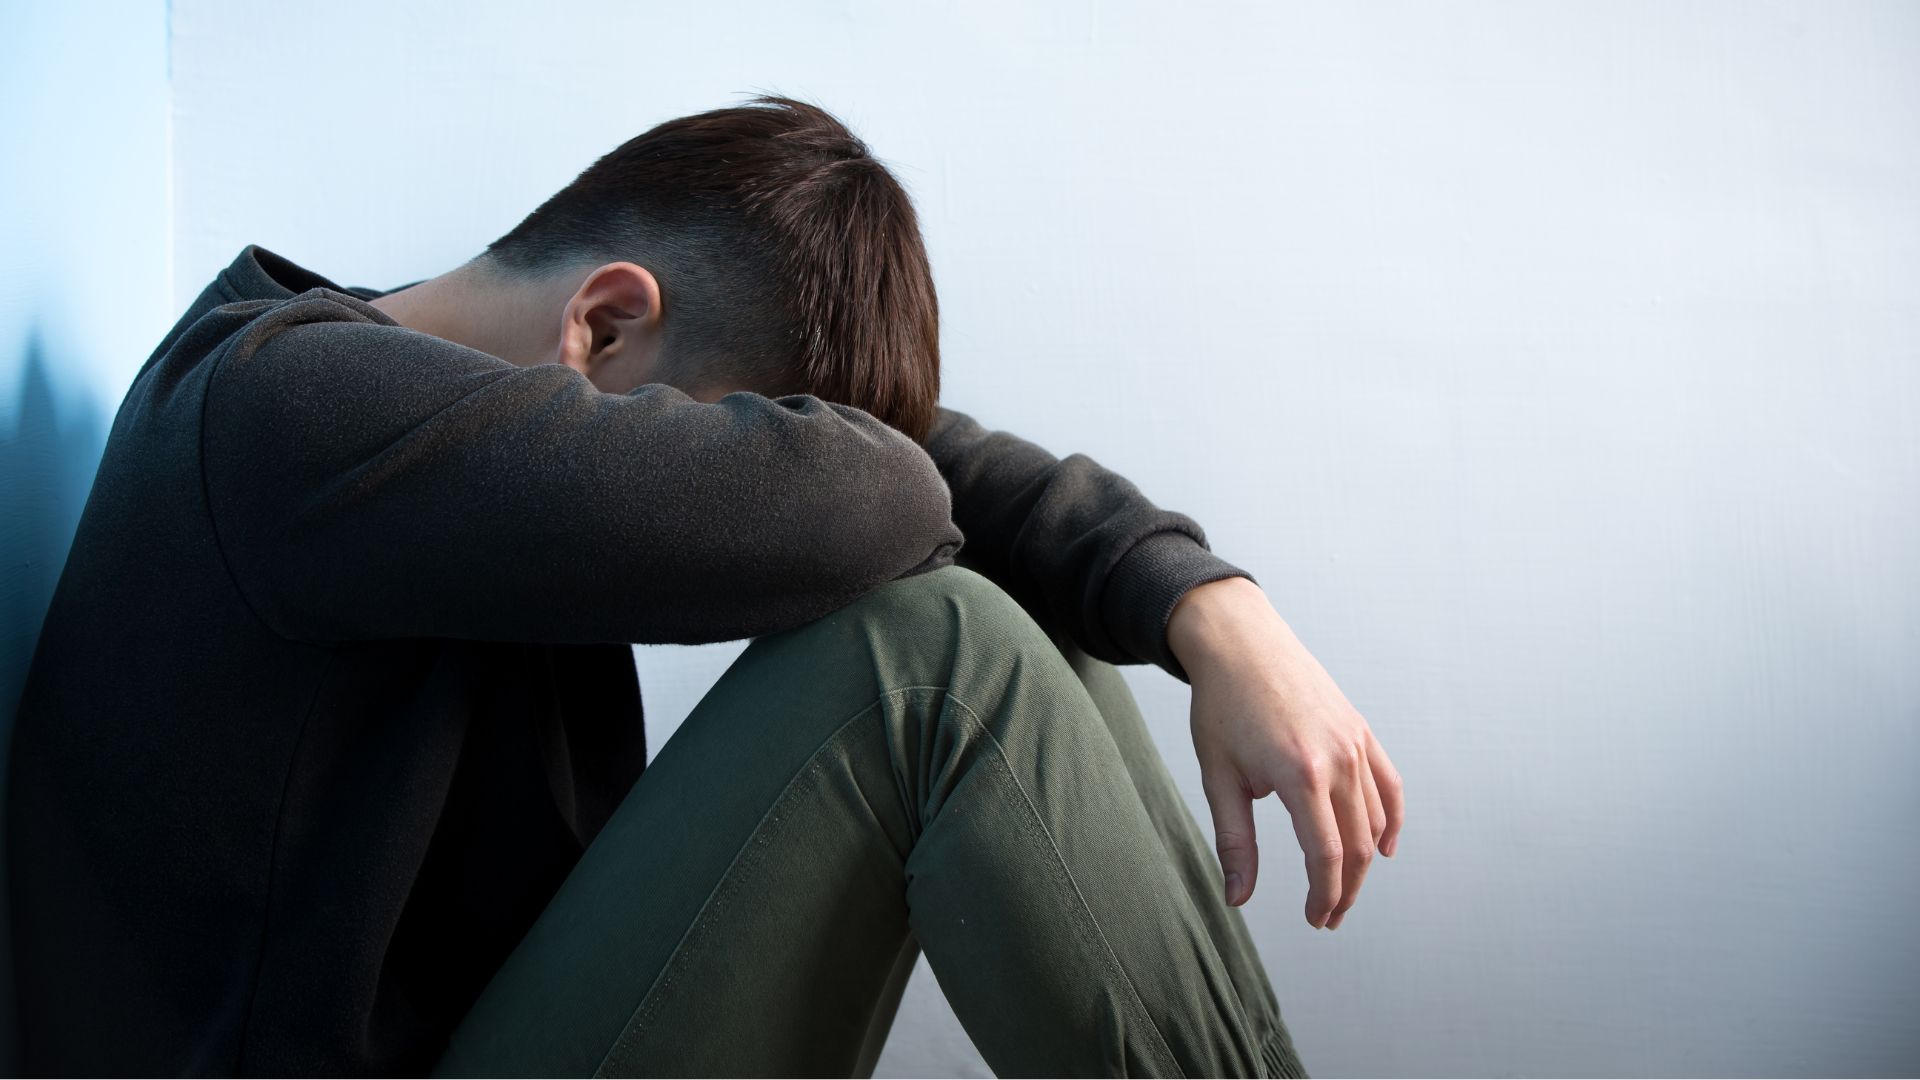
{"left": 590, "top": 687, "right": 944, "bottom": 1077}
{"left": 936, "top": 691, "right": 1190, "bottom": 1079}
{"left": 590, "top": 678, "right": 1193, "bottom": 1078}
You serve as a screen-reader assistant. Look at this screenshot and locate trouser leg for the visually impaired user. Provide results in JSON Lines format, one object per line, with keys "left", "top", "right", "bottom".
{"left": 1033, "top": 617, "right": 1308, "bottom": 1079}
{"left": 433, "top": 564, "right": 1306, "bottom": 1078}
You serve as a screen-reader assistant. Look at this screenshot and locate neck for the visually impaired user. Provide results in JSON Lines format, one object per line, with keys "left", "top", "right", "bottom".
{"left": 368, "top": 258, "right": 572, "bottom": 367}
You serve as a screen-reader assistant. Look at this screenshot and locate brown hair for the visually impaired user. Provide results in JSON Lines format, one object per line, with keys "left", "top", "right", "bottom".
{"left": 482, "top": 95, "right": 941, "bottom": 441}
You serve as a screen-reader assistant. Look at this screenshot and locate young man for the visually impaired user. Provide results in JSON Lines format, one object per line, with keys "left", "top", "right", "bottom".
{"left": 7, "top": 97, "right": 1402, "bottom": 1077}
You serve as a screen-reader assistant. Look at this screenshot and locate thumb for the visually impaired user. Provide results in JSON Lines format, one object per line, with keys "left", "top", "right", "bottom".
{"left": 1201, "top": 766, "right": 1260, "bottom": 907}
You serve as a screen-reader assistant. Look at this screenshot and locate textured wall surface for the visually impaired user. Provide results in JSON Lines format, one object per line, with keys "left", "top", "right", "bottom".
{"left": 10, "top": 2, "right": 1918, "bottom": 1075}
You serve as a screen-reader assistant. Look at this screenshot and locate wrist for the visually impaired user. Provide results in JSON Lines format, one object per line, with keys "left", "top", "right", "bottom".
{"left": 1103, "top": 532, "right": 1258, "bottom": 681}
{"left": 1167, "top": 575, "right": 1273, "bottom": 676}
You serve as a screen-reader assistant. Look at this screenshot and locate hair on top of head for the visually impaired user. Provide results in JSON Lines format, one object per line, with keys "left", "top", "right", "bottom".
{"left": 482, "top": 94, "right": 942, "bottom": 442}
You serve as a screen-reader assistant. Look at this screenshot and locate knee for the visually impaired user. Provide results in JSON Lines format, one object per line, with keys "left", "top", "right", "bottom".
{"left": 752, "top": 563, "right": 1078, "bottom": 720}
{"left": 837, "top": 564, "right": 1030, "bottom": 637}
{"left": 845, "top": 566, "right": 1118, "bottom": 702}
{"left": 779, "top": 564, "right": 1033, "bottom": 652}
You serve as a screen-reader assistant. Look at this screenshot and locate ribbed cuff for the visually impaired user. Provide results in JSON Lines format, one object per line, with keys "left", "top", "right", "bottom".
{"left": 1099, "top": 530, "right": 1257, "bottom": 685}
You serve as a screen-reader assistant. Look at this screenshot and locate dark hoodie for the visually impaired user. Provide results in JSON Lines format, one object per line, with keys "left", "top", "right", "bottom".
{"left": 6, "top": 245, "right": 1253, "bottom": 1075}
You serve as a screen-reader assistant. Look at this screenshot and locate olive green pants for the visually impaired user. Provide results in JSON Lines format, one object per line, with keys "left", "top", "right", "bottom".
{"left": 433, "top": 564, "right": 1308, "bottom": 1078}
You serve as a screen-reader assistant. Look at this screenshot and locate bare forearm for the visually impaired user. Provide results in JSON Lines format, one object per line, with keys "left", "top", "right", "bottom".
{"left": 1168, "top": 576, "right": 1317, "bottom": 682}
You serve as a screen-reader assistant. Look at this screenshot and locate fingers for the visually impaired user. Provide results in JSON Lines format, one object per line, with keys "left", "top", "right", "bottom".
{"left": 1289, "top": 786, "right": 1344, "bottom": 928}
{"left": 1201, "top": 768, "right": 1260, "bottom": 907}
{"left": 1324, "top": 755, "right": 1377, "bottom": 929}
{"left": 1368, "top": 730, "right": 1405, "bottom": 858}
{"left": 1361, "top": 752, "right": 1387, "bottom": 857}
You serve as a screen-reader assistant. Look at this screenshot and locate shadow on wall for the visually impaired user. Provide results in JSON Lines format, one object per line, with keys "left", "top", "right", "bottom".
{"left": 0, "top": 323, "right": 109, "bottom": 1072}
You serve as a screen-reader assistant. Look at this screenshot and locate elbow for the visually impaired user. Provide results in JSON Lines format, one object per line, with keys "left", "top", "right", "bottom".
{"left": 877, "top": 440, "right": 966, "bottom": 576}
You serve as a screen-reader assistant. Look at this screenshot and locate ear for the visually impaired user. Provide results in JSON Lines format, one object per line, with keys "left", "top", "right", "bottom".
{"left": 555, "top": 262, "right": 663, "bottom": 379}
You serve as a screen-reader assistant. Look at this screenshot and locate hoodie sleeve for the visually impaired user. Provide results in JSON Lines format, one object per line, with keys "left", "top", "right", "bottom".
{"left": 920, "top": 404, "right": 1255, "bottom": 685}
{"left": 201, "top": 292, "right": 963, "bottom": 646}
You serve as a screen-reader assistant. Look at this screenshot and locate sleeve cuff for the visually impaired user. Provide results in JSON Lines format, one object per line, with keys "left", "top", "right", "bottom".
{"left": 1099, "top": 530, "right": 1258, "bottom": 685}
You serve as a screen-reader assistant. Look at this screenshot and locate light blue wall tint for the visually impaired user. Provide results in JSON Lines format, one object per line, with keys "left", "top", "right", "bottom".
{"left": 0, "top": 0, "right": 174, "bottom": 1068}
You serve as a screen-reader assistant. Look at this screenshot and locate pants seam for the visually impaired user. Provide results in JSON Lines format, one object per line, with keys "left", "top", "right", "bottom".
{"left": 589, "top": 686, "right": 945, "bottom": 1077}
{"left": 589, "top": 678, "right": 1195, "bottom": 1079}
{"left": 937, "top": 690, "right": 1190, "bottom": 1079}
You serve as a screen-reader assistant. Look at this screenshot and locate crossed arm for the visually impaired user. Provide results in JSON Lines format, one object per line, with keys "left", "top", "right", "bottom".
{"left": 206, "top": 304, "right": 1402, "bottom": 928}
{"left": 922, "top": 405, "right": 1406, "bottom": 930}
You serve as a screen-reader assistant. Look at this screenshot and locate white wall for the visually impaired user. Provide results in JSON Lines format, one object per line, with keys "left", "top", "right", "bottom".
{"left": 1, "top": 0, "right": 174, "bottom": 1067}
{"left": 15, "top": 0, "right": 1919, "bottom": 1075}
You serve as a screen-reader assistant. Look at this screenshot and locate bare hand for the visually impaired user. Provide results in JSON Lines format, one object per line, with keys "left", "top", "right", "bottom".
{"left": 1167, "top": 576, "right": 1404, "bottom": 929}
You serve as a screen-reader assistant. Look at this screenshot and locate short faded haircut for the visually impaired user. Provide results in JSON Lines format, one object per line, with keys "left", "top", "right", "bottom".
{"left": 482, "top": 95, "right": 941, "bottom": 441}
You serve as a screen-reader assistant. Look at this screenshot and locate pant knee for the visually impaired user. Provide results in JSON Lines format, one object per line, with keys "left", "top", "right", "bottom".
{"left": 834, "top": 564, "right": 1033, "bottom": 639}
{"left": 763, "top": 563, "right": 1039, "bottom": 669}
{"left": 692, "top": 564, "right": 1108, "bottom": 804}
